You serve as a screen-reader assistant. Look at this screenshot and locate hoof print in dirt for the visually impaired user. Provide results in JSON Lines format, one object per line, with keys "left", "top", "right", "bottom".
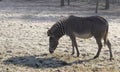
{"left": 40, "top": 53, "right": 48, "bottom": 56}
{"left": 64, "top": 50, "right": 68, "bottom": 52}
{"left": 6, "top": 50, "right": 12, "bottom": 53}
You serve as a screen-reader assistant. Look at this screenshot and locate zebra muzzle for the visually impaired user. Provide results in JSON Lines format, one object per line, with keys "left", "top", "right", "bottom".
{"left": 49, "top": 49, "right": 54, "bottom": 54}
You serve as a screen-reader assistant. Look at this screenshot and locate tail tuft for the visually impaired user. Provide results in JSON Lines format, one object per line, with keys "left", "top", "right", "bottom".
{"left": 104, "top": 26, "right": 108, "bottom": 46}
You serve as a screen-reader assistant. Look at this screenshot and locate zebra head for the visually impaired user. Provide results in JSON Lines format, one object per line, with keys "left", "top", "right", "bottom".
{"left": 47, "top": 29, "right": 59, "bottom": 54}
{"left": 47, "top": 20, "right": 65, "bottom": 54}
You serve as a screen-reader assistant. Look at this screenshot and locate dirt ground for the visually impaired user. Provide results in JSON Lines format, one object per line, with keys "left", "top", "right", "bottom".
{"left": 0, "top": 0, "right": 120, "bottom": 72}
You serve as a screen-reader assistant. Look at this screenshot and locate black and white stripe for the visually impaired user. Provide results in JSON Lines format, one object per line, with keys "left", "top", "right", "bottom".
{"left": 50, "top": 19, "right": 65, "bottom": 38}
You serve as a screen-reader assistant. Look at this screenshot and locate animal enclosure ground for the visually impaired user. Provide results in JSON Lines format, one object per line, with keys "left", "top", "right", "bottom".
{"left": 0, "top": 0, "right": 120, "bottom": 72}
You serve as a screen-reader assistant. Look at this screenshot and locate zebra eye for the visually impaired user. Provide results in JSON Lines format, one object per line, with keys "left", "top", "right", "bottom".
{"left": 50, "top": 37, "right": 54, "bottom": 40}
{"left": 50, "top": 37, "right": 53, "bottom": 39}
{"left": 47, "top": 32, "right": 50, "bottom": 36}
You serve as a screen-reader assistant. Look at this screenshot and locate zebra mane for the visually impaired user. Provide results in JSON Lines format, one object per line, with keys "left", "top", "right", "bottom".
{"left": 48, "top": 17, "right": 66, "bottom": 37}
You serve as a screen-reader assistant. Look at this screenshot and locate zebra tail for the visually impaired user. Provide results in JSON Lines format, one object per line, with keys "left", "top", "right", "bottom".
{"left": 104, "top": 26, "right": 108, "bottom": 46}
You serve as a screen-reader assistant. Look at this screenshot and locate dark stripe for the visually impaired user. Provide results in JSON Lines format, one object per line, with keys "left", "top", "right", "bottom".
{"left": 53, "top": 20, "right": 65, "bottom": 37}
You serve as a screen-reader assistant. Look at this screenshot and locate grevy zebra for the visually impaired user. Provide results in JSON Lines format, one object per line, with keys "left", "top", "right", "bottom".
{"left": 47, "top": 15, "right": 113, "bottom": 60}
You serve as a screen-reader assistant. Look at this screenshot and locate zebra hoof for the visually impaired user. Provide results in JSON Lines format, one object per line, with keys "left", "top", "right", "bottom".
{"left": 77, "top": 53, "right": 80, "bottom": 57}
{"left": 71, "top": 52, "right": 74, "bottom": 55}
{"left": 110, "top": 57, "right": 114, "bottom": 61}
{"left": 93, "top": 55, "right": 98, "bottom": 59}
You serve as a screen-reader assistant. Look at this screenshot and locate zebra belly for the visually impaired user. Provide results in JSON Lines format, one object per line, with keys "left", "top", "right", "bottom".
{"left": 74, "top": 32, "right": 92, "bottom": 39}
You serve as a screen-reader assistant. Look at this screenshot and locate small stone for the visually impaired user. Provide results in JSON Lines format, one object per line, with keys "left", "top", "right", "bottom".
{"left": 41, "top": 53, "right": 48, "bottom": 56}
{"left": 114, "top": 36, "right": 117, "bottom": 38}
{"left": 30, "top": 26, "right": 32, "bottom": 28}
{"left": 6, "top": 68, "right": 9, "bottom": 70}
{"left": 55, "top": 69, "right": 61, "bottom": 72}
{"left": 81, "top": 54, "right": 86, "bottom": 57}
{"left": 79, "top": 40, "right": 83, "bottom": 42}
{"left": 64, "top": 50, "right": 68, "bottom": 52}
{"left": 20, "top": 24, "right": 23, "bottom": 26}
{"left": 6, "top": 50, "right": 12, "bottom": 53}
{"left": 0, "top": 57, "right": 2, "bottom": 60}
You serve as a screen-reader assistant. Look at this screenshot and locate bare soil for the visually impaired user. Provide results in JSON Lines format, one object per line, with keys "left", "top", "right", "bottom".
{"left": 0, "top": 0, "right": 120, "bottom": 72}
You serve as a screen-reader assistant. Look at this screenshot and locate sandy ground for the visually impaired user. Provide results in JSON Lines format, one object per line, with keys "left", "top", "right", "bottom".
{"left": 0, "top": 0, "right": 120, "bottom": 72}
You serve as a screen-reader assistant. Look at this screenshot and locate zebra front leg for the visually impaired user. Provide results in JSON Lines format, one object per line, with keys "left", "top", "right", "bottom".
{"left": 70, "top": 35, "right": 80, "bottom": 57}
{"left": 71, "top": 41, "right": 75, "bottom": 55}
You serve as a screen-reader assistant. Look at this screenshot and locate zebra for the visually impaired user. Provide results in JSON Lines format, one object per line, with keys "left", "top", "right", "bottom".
{"left": 47, "top": 15, "right": 113, "bottom": 60}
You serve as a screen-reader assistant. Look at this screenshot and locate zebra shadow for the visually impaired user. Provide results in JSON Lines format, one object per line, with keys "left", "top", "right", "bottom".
{"left": 3, "top": 55, "right": 93, "bottom": 68}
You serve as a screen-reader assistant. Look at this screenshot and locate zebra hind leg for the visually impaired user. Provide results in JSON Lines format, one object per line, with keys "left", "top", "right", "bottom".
{"left": 106, "top": 39, "right": 114, "bottom": 60}
{"left": 70, "top": 35, "right": 80, "bottom": 57}
{"left": 94, "top": 37, "right": 103, "bottom": 59}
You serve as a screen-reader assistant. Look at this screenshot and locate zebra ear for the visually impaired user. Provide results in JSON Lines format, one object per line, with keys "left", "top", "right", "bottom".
{"left": 47, "top": 30, "right": 52, "bottom": 36}
{"left": 47, "top": 30, "right": 55, "bottom": 37}
{"left": 47, "top": 30, "right": 50, "bottom": 36}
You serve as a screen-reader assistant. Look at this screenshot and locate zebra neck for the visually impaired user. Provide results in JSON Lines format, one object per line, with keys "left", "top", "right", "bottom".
{"left": 56, "top": 30, "right": 65, "bottom": 38}
{"left": 55, "top": 27, "right": 65, "bottom": 39}
{"left": 54, "top": 20, "right": 66, "bottom": 39}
